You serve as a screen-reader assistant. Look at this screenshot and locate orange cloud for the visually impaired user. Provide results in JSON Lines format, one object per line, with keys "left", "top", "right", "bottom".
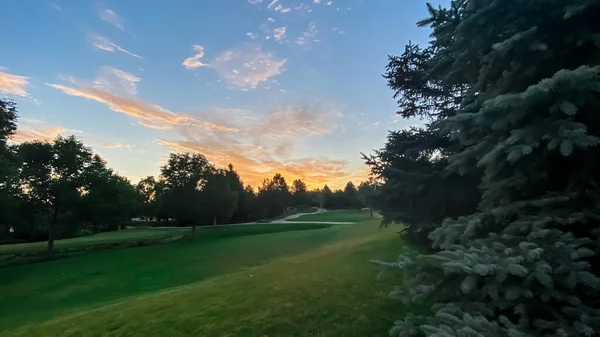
{"left": 48, "top": 68, "right": 361, "bottom": 189}
{"left": 100, "top": 142, "right": 125, "bottom": 149}
{"left": 0, "top": 69, "right": 29, "bottom": 97}
{"left": 157, "top": 139, "right": 358, "bottom": 189}
{"left": 11, "top": 120, "right": 67, "bottom": 143}
{"left": 47, "top": 82, "right": 235, "bottom": 132}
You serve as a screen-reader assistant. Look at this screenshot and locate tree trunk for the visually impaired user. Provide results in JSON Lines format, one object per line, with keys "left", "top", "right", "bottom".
{"left": 94, "top": 223, "right": 99, "bottom": 234}
{"left": 213, "top": 215, "right": 217, "bottom": 226}
{"left": 370, "top": 207, "right": 373, "bottom": 218}
{"left": 192, "top": 225, "right": 196, "bottom": 241}
{"left": 48, "top": 208, "right": 59, "bottom": 259}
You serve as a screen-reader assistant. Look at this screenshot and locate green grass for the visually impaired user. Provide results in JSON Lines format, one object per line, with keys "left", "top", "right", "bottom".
{"left": 0, "top": 228, "right": 189, "bottom": 255}
{"left": 294, "top": 209, "right": 375, "bottom": 223}
{"left": 0, "top": 211, "right": 423, "bottom": 336}
{"left": 269, "top": 206, "right": 318, "bottom": 220}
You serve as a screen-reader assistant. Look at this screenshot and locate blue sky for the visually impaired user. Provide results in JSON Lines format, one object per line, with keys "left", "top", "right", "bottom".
{"left": 1, "top": 0, "right": 443, "bottom": 189}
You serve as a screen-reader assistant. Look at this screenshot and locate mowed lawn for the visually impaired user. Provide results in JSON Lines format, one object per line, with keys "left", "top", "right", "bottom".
{"left": 293, "top": 209, "right": 376, "bottom": 223}
{"left": 0, "top": 210, "right": 423, "bottom": 336}
{"left": 0, "top": 228, "right": 190, "bottom": 255}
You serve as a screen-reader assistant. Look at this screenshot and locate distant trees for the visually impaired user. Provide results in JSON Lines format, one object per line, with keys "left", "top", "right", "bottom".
{"left": 0, "top": 98, "right": 376, "bottom": 254}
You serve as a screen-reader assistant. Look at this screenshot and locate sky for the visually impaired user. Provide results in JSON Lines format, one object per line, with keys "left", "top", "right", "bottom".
{"left": 1, "top": 0, "right": 443, "bottom": 190}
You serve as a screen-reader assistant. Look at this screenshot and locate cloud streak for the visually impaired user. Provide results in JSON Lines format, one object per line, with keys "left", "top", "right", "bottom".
{"left": 182, "top": 44, "right": 286, "bottom": 89}
{"left": 99, "top": 9, "right": 124, "bottom": 31}
{"left": 90, "top": 34, "right": 143, "bottom": 59}
{"left": 11, "top": 120, "right": 67, "bottom": 143}
{"left": 47, "top": 68, "right": 236, "bottom": 132}
{"left": 0, "top": 69, "right": 29, "bottom": 97}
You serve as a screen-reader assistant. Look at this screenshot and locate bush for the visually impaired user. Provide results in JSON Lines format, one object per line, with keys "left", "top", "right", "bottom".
{"left": 78, "top": 229, "right": 93, "bottom": 237}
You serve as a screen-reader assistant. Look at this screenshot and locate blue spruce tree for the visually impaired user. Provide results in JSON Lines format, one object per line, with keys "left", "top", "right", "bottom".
{"left": 378, "top": 1, "right": 600, "bottom": 336}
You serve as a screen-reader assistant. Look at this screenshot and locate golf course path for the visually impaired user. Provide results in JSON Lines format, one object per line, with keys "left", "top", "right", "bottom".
{"left": 135, "top": 208, "right": 356, "bottom": 229}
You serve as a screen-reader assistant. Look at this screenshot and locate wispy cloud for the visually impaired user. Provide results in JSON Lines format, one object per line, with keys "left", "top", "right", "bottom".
{"left": 273, "top": 26, "right": 286, "bottom": 41}
{"left": 246, "top": 32, "right": 259, "bottom": 40}
{"left": 248, "top": 0, "right": 263, "bottom": 3}
{"left": 0, "top": 68, "right": 29, "bottom": 97}
{"left": 182, "top": 45, "right": 208, "bottom": 69}
{"left": 332, "top": 27, "right": 346, "bottom": 35}
{"left": 296, "top": 22, "right": 319, "bottom": 45}
{"left": 90, "top": 34, "right": 143, "bottom": 59}
{"left": 100, "top": 142, "right": 129, "bottom": 149}
{"left": 267, "top": 0, "right": 291, "bottom": 13}
{"left": 50, "top": 2, "right": 63, "bottom": 12}
{"left": 182, "top": 44, "right": 286, "bottom": 89}
{"left": 47, "top": 69, "right": 236, "bottom": 131}
{"left": 11, "top": 120, "right": 68, "bottom": 143}
{"left": 93, "top": 66, "right": 140, "bottom": 96}
{"left": 99, "top": 8, "right": 124, "bottom": 31}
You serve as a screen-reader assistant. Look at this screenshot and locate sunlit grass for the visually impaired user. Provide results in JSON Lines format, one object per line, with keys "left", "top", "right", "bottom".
{"left": 1, "top": 211, "right": 422, "bottom": 336}
{"left": 293, "top": 209, "right": 376, "bottom": 223}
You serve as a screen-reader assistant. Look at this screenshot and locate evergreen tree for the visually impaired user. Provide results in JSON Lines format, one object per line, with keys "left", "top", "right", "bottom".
{"left": 291, "top": 179, "right": 309, "bottom": 206}
{"left": 379, "top": 1, "right": 600, "bottom": 336}
{"left": 342, "top": 181, "right": 361, "bottom": 208}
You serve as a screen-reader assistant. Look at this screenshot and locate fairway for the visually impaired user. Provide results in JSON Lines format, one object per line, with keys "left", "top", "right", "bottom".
{"left": 293, "top": 209, "right": 376, "bottom": 223}
{"left": 0, "top": 210, "right": 419, "bottom": 336}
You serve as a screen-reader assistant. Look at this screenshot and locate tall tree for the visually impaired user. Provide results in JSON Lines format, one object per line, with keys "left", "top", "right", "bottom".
{"left": 80, "top": 155, "right": 137, "bottom": 233}
{"left": 358, "top": 178, "right": 380, "bottom": 217}
{"left": 321, "top": 185, "right": 334, "bottom": 209}
{"left": 257, "top": 173, "right": 290, "bottom": 218}
{"left": 380, "top": 1, "right": 600, "bottom": 336}
{"left": 290, "top": 179, "right": 309, "bottom": 206}
{"left": 135, "top": 175, "right": 158, "bottom": 219}
{"left": 19, "top": 136, "right": 94, "bottom": 257}
{"left": 364, "top": 28, "right": 480, "bottom": 246}
{"left": 203, "top": 171, "right": 239, "bottom": 226}
{"left": 224, "top": 164, "right": 248, "bottom": 223}
{"left": 0, "top": 99, "right": 20, "bottom": 229}
{"left": 158, "top": 153, "right": 214, "bottom": 237}
{"left": 342, "top": 181, "right": 360, "bottom": 208}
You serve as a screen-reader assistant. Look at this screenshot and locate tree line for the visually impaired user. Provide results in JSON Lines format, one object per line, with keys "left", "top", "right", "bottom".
{"left": 366, "top": 1, "right": 600, "bottom": 336}
{"left": 0, "top": 100, "right": 379, "bottom": 255}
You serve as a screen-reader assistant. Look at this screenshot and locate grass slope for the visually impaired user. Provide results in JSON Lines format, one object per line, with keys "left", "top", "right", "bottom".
{"left": 1, "top": 211, "right": 423, "bottom": 336}
{"left": 293, "top": 209, "right": 375, "bottom": 223}
{"left": 0, "top": 228, "right": 189, "bottom": 255}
